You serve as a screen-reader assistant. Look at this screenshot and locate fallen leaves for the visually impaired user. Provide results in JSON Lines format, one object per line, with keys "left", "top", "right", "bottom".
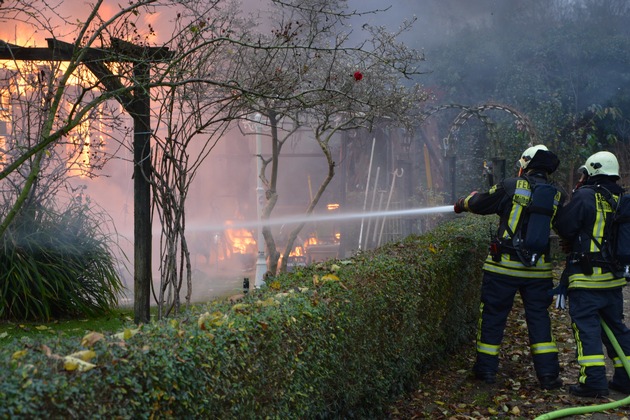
{"left": 81, "top": 331, "right": 105, "bottom": 347}
{"left": 197, "top": 311, "right": 225, "bottom": 330}
{"left": 112, "top": 328, "right": 140, "bottom": 340}
{"left": 11, "top": 349, "right": 28, "bottom": 361}
{"left": 63, "top": 356, "right": 96, "bottom": 372}
{"left": 389, "top": 287, "right": 630, "bottom": 419}
{"left": 67, "top": 350, "right": 97, "bottom": 362}
{"left": 9, "top": 324, "right": 147, "bottom": 376}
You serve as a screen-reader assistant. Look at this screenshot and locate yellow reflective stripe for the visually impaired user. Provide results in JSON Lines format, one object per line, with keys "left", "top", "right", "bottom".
{"left": 571, "top": 314, "right": 606, "bottom": 366}
{"left": 591, "top": 194, "right": 607, "bottom": 252}
{"left": 569, "top": 279, "right": 627, "bottom": 289}
{"left": 476, "top": 302, "right": 500, "bottom": 356}
{"left": 482, "top": 265, "right": 552, "bottom": 278}
{"left": 463, "top": 194, "right": 475, "bottom": 210}
{"left": 553, "top": 191, "right": 562, "bottom": 208}
{"left": 590, "top": 192, "right": 616, "bottom": 252}
{"left": 573, "top": 323, "right": 589, "bottom": 384}
{"left": 504, "top": 180, "right": 530, "bottom": 238}
{"left": 573, "top": 323, "right": 584, "bottom": 357}
{"left": 514, "top": 179, "right": 532, "bottom": 202}
{"left": 569, "top": 268, "right": 627, "bottom": 289}
{"left": 577, "top": 354, "right": 606, "bottom": 367}
{"left": 483, "top": 257, "right": 553, "bottom": 279}
{"left": 504, "top": 205, "right": 523, "bottom": 239}
{"left": 531, "top": 342, "right": 558, "bottom": 355}
{"left": 476, "top": 303, "right": 484, "bottom": 342}
{"left": 496, "top": 255, "right": 553, "bottom": 269}
{"left": 551, "top": 191, "right": 562, "bottom": 225}
{"left": 477, "top": 341, "right": 500, "bottom": 356}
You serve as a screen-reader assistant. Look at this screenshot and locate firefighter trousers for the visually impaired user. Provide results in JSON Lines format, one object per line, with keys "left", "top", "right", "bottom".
{"left": 568, "top": 288, "right": 630, "bottom": 390}
{"left": 474, "top": 271, "right": 559, "bottom": 379}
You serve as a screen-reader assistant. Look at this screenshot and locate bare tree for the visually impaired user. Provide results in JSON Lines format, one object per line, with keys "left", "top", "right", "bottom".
{"left": 148, "top": 1, "right": 253, "bottom": 318}
{"left": 148, "top": 0, "right": 429, "bottom": 310}
{"left": 231, "top": 0, "right": 429, "bottom": 274}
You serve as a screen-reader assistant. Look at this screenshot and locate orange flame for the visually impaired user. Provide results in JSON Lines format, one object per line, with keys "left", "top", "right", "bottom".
{"left": 224, "top": 221, "right": 257, "bottom": 254}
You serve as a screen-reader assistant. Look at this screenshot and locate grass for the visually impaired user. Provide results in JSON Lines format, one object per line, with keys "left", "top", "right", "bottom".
{"left": 0, "top": 294, "right": 235, "bottom": 345}
{"left": 0, "top": 308, "right": 136, "bottom": 344}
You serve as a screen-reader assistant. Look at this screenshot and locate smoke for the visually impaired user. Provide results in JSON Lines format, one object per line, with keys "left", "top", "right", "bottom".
{"left": 4, "top": 0, "right": 630, "bottom": 304}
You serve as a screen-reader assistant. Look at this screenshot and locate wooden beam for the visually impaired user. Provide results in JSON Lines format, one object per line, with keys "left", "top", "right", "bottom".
{"left": 0, "top": 41, "right": 60, "bottom": 61}
{"left": 0, "top": 39, "right": 171, "bottom": 63}
{"left": 111, "top": 38, "right": 173, "bottom": 61}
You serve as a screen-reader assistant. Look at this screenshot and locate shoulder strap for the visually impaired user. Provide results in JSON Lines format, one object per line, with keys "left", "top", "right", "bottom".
{"left": 581, "top": 184, "right": 618, "bottom": 253}
{"left": 595, "top": 185, "right": 618, "bottom": 210}
{"left": 502, "top": 176, "right": 532, "bottom": 239}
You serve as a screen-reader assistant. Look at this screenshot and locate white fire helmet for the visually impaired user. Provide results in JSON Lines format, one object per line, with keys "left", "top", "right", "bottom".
{"left": 584, "top": 151, "right": 620, "bottom": 177}
{"left": 518, "top": 145, "right": 548, "bottom": 169}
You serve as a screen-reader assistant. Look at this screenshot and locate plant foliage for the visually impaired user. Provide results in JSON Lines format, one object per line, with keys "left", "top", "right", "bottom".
{"left": 0, "top": 197, "right": 123, "bottom": 321}
{"left": 0, "top": 215, "right": 491, "bottom": 418}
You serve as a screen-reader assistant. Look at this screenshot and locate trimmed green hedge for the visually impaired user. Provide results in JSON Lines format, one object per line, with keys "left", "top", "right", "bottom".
{"left": 0, "top": 215, "right": 492, "bottom": 419}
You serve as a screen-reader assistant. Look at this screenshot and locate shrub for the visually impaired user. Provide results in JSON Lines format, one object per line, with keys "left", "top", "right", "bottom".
{"left": 0, "top": 215, "right": 492, "bottom": 418}
{"left": 0, "top": 198, "right": 123, "bottom": 321}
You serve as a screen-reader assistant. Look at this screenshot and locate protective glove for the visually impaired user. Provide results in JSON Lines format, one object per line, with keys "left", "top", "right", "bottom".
{"left": 554, "top": 286, "right": 567, "bottom": 310}
{"left": 453, "top": 197, "right": 466, "bottom": 214}
{"left": 550, "top": 271, "right": 569, "bottom": 310}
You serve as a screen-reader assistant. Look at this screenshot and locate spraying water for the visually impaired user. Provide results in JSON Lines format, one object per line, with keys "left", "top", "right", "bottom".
{"left": 188, "top": 205, "right": 454, "bottom": 232}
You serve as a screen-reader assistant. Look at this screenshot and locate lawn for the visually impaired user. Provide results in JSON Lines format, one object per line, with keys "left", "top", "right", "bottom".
{"left": 0, "top": 309, "right": 135, "bottom": 344}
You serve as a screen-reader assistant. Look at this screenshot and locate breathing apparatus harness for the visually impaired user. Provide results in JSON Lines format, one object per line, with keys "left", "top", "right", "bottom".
{"left": 490, "top": 174, "right": 557, "bottom": 267}
{"left": 568, "top": 184, "right": 630, "bottom": 279}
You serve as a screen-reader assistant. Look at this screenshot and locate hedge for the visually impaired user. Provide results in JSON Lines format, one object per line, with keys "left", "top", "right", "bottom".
{"left": 0, "top": 215, "right": 492, "bottom": 419}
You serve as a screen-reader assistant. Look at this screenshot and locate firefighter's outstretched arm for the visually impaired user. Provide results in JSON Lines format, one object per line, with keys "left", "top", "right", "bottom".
{"left": 454, "top": 192, "right": 476, "bottom": 213}
{"left": 454, "top": 184, "right": 505, "bottom": 215}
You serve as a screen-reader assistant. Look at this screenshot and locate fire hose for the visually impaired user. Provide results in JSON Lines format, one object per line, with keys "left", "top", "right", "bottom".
{"left": 534, "top": 318, "right": 630, "bottom": 419}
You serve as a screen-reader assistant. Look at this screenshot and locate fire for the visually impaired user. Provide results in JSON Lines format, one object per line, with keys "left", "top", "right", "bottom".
{"left": 223, "top": 222, "right": 257, "bottom": 255}
{"left": 0, "top": 63, "right": 107, "bottom": 176}
{"left": 289, "top": 246, "right": 304, "bottom": 257}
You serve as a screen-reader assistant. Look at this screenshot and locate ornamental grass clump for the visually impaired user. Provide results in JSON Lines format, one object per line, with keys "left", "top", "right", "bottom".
{"left": 0, "top": 199, "right": 123, "bottom": 321}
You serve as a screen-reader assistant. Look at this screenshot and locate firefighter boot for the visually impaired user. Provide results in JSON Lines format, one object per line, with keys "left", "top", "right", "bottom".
{"left": 609, "top": 381, "right": 630, "bottom": 394}
{"left": 539, "top": 375, "right": 563, "bottom": 390}
{"left": 569, "top": 384, "right": 609, "bottom": 398}
{"left": 472, "top": 370, "right": 496, "bottom": 384}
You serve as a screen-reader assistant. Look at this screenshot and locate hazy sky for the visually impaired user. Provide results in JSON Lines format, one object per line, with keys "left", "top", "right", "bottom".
{"left": 0, "top": 0, "right": 494, "bottom": 56}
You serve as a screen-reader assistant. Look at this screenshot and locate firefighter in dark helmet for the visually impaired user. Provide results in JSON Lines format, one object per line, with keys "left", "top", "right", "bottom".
{"left": 454, "top": 145, "right": 564, "bottom": 390}
{"left": 555, "top": 151, "right": 630, "bottom": 398}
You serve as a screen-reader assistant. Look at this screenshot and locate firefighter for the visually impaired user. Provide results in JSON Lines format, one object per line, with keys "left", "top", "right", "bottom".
{"left": 454, "top": 144, "right": 564, "bottom": 390}
{"left": 555, "top": 151, "right": 630, "bottom": 398}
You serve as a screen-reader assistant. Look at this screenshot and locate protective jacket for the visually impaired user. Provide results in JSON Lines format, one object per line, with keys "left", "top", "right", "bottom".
{"left": 555, "top": 176, "right": 625, "bottom": 289}
{"left": 461, "top": 172, "right": 564, "bottom": 279}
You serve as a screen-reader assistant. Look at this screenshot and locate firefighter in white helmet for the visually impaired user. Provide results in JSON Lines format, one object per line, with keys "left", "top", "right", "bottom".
{"left": 454, "top": 144, "right": 564, "bottom": 390}
{"left": 555, "top": 151, "right": 630, "bottom": 397}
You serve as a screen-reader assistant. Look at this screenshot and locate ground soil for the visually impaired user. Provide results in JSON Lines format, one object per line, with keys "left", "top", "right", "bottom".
{"left": 388, "top": 277, "right": 630, "bottom": 419}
